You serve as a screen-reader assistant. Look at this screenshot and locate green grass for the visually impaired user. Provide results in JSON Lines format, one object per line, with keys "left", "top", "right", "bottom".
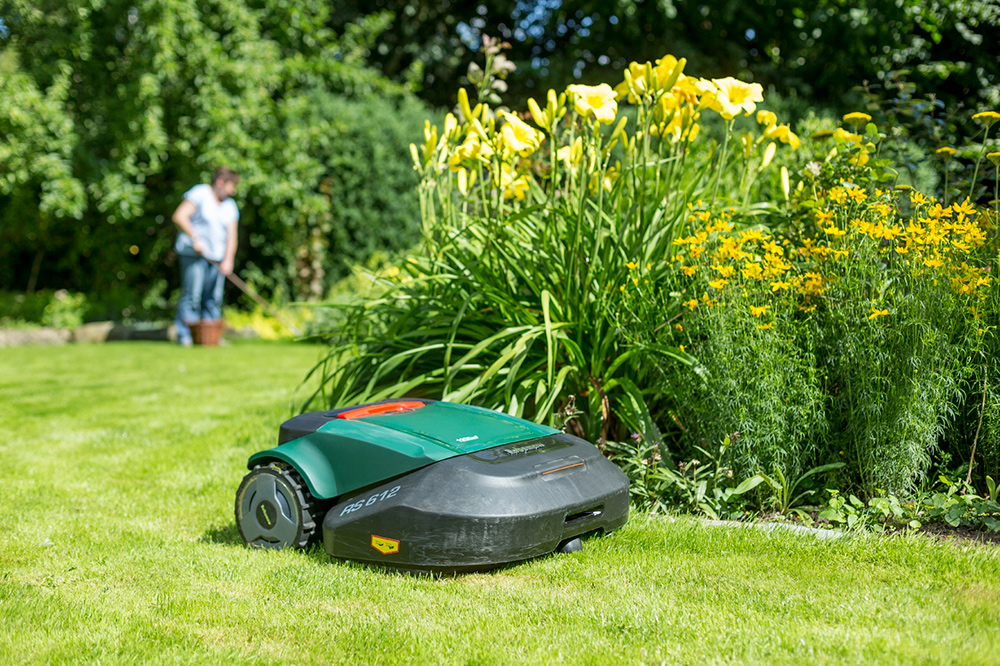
{"left": 1, "top": 341, "right": 999, "bottom": 664}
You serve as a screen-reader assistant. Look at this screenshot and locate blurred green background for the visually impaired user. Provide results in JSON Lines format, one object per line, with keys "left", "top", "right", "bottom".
{"left": 1, "top": 0, "right": 996, "bottom": 321}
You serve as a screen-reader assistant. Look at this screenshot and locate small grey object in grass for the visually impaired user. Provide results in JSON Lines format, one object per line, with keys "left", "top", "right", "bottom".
{"left": 703, "top": 520, "right": 843, "bottom": 539}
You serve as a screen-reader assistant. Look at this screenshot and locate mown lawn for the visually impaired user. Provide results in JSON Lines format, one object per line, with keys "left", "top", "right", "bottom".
{"left": 1, "top": 341, "right": 998, "bottom": 665}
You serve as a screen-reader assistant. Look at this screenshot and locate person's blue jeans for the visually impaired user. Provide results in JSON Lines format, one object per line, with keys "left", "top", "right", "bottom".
{"left": 176, "top": 254, "right": 225, "bottom": 345}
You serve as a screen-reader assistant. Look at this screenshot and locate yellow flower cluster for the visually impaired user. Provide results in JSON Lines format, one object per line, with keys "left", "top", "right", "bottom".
{"left": 672, "top": 186, "right": 996, "bottom": 328}
{"left": 808, "top": 189, "right": 993, "bottom": 296}
{"left": 410, "top": 52, "right": 800, "bottom": 206}
{"left": 673, "top": 209, "right": 824, "bottom": 324}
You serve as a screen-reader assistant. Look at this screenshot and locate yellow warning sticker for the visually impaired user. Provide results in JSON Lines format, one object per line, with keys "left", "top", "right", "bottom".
{"left": 371, "top": 535, "right": 400, "bottom": 555}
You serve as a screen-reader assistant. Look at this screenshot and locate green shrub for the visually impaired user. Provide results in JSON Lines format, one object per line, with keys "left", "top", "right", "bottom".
{"left": 248, "top": 91, "right": 432, "bottom": 300}
{"left": 304, "top": 46, "right": 804, "bottom": 444}
{"left": 0, "top": 290, "right": 86, "bottom": 329}
{"left": 635, "top": 112, "right": 998, "bottom": 496}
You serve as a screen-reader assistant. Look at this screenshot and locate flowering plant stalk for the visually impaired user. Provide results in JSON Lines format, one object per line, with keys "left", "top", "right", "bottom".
{"left": 628, "top": 111, "right": 1000, "bottom": 494}
{"left": 308, "top": 42, "right": 798, "bottom": 445}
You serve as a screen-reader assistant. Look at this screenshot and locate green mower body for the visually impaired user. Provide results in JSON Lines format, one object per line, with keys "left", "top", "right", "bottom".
{"left": 236, "top": 399, "right": 630, "bottom": 573}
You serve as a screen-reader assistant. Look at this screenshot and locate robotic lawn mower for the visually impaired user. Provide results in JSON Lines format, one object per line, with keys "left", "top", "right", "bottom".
{"left": 235, "top": 399, "right": 629, "bottom": 573}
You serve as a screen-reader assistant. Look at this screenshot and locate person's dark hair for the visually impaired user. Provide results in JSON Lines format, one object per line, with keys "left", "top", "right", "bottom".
{"left": 212, "top": 167, "right": 239, "bottom": 185}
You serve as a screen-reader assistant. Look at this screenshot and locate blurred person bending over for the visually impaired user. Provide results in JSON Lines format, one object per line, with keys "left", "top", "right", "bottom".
{"left": 171, "top": 167, "right": 240, "bottom": 346}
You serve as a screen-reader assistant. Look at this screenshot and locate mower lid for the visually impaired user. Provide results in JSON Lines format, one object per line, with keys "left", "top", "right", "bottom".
{"left": 249, "top": 400, "right": 561, "bottom": 499}
{"left": 345, "top": 401, "right": 555, "bottom": 452}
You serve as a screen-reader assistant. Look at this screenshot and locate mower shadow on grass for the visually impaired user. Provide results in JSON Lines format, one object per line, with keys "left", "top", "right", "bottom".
{"left": 200, "top": 523, "right": 242, "bottom": 546}
{"left": 199, "top": 524, "right": 341, "bottom": 565}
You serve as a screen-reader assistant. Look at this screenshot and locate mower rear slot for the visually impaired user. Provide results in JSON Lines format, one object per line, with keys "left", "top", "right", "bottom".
{"left": 565, "top": 505, "right": 604, "bottom": 524}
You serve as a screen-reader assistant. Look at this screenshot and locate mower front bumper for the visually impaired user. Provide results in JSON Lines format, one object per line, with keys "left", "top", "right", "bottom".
{"left": 322, "top": 432, "right": 629, "bottom": 573}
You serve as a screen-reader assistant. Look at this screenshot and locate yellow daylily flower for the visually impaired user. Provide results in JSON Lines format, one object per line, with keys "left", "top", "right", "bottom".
{"left": 756, "top": 110, "right": 777, "bottom": 130}
{"left": 449, "top": 132, "right": 484, "bottom": 170}
{"left": 765, "top": 123, "right": 801, "bottom": 149}
{"left": 675, "top": 76, "right": 718, "bottom": 108}
{"left": 498, "top": 110, "right": 544, "bottom": 157}
{"left": 710, "top": 77, "right": 764, "bottom": 119}
{"left": 566, "top": 84, "right": 618, "bottom": 124}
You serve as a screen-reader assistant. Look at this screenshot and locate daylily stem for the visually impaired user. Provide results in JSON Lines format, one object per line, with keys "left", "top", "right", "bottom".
{"left": 969, "top": 125, "right": 993, "bottom": 203}
{"left": 710, "top": 119, "right": 734, "bottom": 207}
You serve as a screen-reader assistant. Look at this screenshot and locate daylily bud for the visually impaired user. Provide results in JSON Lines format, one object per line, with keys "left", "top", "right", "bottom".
{"left": 662, "top": 57, "right": 686, "bottom": 92}
{"left": 469, "top": 118, "right": 488, "bottom": 140}
{"left": 458, "top": 88, "right": 474, "bottom": 123}
{"left": 761, "top": 141, "right": 777, "bottom": 169}
{"left": 741, "top": 132, "right": 753, "bottom": 159}
{"left": 527, "top": 97, "right": 546, "bottom": 130}
{"left": 780, "top": 166, "right": 790, "bottom": 201}
{"left": 444, "top": 113, "right": 458, "bottom": 138}
{"left": 608, "top": 116, "right": 624, "bottom": 138}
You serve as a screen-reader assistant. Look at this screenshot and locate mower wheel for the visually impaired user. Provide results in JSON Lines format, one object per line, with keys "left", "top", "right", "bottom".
{"left": 235, "top": 463, "right": 325, "bottom": 550}
{"left": 556, "top": 537, "right": 583, "bottom": 554}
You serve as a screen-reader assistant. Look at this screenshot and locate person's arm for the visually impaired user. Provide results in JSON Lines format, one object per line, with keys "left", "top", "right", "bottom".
{"left": 219, "top": 219, "right": 238, "bottom": 276}
{"left": 171, "top": 199, "right": 204, "bottom": 256}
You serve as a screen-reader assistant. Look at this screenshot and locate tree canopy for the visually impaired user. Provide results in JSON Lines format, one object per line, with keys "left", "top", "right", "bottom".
{"left": 337, "top": 0, "right": 999, "bottom": 111}
{"left": 0, "top": 0, "right": 427, "bottom": 304}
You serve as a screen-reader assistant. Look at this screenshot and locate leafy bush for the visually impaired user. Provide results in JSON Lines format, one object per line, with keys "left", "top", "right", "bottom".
{"left": 818, "top": 475, "right": 1000, "bottom": 534}
{"left": 306, "top": 43, "right": 805, "bottom": 445}
{"left": 246, "top": 91, "right": 431, "bottom": 300}
{"left": 0, "top": 290, "right": 87, "bottom": 329}
{"left": 631, "top": 109, "right": 999, "bottom": 495}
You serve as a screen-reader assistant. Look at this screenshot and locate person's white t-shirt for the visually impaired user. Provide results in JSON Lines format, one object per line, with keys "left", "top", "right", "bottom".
{"left": 174, "top": 184, "right": 240, "bottom": 262}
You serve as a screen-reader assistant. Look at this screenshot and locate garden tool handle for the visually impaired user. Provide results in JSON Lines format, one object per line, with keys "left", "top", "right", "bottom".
{"left": 204, "top": 258, "right": 303, "bottom": 336}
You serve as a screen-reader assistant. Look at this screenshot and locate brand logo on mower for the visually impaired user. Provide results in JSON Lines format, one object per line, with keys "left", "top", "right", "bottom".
{"left": 371, "top": 535, "right": 400, "bottom": 555}
{"left": 456, "top": 435, "right": 479, "bottom": 443}
{"left": 502, "top": 442, "right": 546, "bottom": 456}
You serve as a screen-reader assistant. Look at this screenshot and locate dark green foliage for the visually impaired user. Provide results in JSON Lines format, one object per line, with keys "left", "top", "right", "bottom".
{"left": 0, "top": 0, "right": 428, "bottom": 306}
{"left": 661, "top": 305, "right": 828, "bottom": 482}
{"left": 338, "top": 1, "right": 998, "bottom": 115}
{"left": 302, "top": 93, "right": 430, "bottom": 279}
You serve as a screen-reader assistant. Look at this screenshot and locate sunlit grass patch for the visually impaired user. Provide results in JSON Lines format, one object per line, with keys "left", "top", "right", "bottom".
{"left": 1, "top": 342, "right": 999, "bottom": 664}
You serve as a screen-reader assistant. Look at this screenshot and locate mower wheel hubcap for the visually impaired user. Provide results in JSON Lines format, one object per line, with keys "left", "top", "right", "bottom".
{"left": 237, "top": 470, "right": 300, "bottom": 548}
